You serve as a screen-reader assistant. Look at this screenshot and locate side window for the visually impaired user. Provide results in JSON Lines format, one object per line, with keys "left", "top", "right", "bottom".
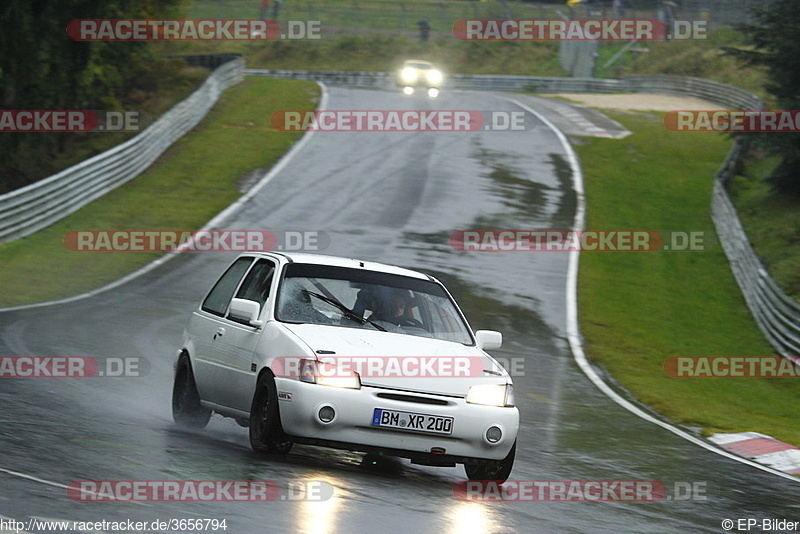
{"left": 234, "top": 259, "right": 276, "bottom": 309}
{"left": 201, "top": 257, "right": 253, "bottom": 316}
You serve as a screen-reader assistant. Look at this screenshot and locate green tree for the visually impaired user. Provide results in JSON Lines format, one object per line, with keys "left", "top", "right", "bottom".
{"left": 726, "top": 0, "right": 800, "bottom": 197}
{"left": 0, "top": 0, "right": 184, "bottom": 194}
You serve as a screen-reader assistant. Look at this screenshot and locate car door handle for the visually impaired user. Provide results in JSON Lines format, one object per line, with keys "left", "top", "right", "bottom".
{"left": 213, "top": 327, "right": 226, "bottom": 340}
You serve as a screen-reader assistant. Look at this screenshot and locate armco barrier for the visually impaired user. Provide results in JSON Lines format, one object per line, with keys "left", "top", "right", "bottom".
{"left": 244, "top": 71, "right": 764, "bottom": 106}
{"left": 0, "top": 56, "right": 244, "bottom": 244}
{"left": 5, "top": 63, "right": 797, "bottom": 358}
{"left": 245, "top": 69, "right": 625, "bottom": 93}
{"left": 245, "top": 69, "right": 393, "bottom": 89}
{"left": 712, "top": 177, "right": 800, "bottom": 358}
{"left": 622, "top": 75, "right": 765, "bottom": 110}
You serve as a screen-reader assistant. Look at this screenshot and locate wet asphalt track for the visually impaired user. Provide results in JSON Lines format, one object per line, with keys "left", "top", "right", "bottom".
{"left": 1, "top": 86, "right": 799, "bottom": 533}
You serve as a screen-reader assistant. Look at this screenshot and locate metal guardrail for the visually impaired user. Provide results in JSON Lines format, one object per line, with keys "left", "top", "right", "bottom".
{"left": 623, "top": 75, "right": 765, "bottom": 110}
{"left": 712, "top": 178, "right": 800, "bottom": 358}
{"left": 5, "top": 61, "right": 796, "bottom": 357}
{"left": 0, "top": 56, "right": 244, "bottom": 244}
{"left": 245, "top": 69, "right": 393, "bottom": 90}
{"left": 695, "top": 87, "right": 800, "bottom": 358}
{"left": 245, "top": 69, "right": 628, "bottom": 92}
{"left": 244, "top": 70, "right": 764, "bottom": 106}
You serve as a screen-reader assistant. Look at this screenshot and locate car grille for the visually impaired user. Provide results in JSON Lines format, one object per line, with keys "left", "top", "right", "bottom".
{"left": 375, "top": 392, "right": 449, "bottom": 406}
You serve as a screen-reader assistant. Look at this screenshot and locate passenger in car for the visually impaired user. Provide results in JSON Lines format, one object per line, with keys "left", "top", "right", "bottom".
{"left": 369, "top": 288, "right": 422, "bottom": 328}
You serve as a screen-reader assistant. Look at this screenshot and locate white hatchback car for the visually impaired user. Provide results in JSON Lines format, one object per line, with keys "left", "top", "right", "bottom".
{"left": 172, "top": 252, "right": 519, "bottom": 481}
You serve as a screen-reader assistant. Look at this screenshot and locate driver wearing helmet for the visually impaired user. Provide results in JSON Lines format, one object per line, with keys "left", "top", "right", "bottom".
{"left": 369, "top": 287, "right": 422, "bottom": 328}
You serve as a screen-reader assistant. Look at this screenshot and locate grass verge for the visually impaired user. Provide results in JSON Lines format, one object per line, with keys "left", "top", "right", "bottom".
{"left": 0, "top": 77, "right": 320, "bottom": 308}
{"left": 162, "top": 34, "right": 564, "bottom": 76}
{"left": 575, "top": 110, "right": 799, "bottom": 445}
{"left": 598, "top": 28, "right": 768, "bottom": 98}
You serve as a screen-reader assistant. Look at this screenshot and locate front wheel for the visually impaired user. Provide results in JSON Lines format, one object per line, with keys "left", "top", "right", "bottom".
{"left": 172, "top": 353, "right": 211, "bottom": 429}
{"left": 249, "top": 370, "right": 293, "bottom": 455}
{"left": 464, "top": 441, "right": 516, "bottom": 482}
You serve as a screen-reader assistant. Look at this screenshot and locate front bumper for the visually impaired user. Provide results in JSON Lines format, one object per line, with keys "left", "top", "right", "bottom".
{"left": 275, "top": 377, "right": 519, "bottom": 462}
{"left": 395, "top": 71, "right": 442, "bottom": 89}
{"left": 396, "top": 79, "right": 441, "bottom": 89}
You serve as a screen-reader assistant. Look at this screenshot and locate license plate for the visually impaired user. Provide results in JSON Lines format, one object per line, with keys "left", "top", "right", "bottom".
{"left": 371, "top": 408, "right": 453, "bottom": 435}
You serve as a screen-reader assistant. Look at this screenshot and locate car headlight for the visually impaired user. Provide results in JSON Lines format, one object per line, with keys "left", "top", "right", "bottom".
{"left": 400, "top": 67, "right": 418, "bottom": 83}
{"left": 299, "top": 359, "right": 361, "bottom": 389}
{"left": 466, "top": 384, "right": 514, "bottom": 407}
{"left": 427, "top": 69, "right": 443, "bottom": 84}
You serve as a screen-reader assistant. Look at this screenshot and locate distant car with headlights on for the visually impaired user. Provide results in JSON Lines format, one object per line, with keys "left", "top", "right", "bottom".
{"left": 396, "top": 59, "right": 443, "bottom": 97}
{"left": 172, "top": 252, "right": 518, "bottom": 481}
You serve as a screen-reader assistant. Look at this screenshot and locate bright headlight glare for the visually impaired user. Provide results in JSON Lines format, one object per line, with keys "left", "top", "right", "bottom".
{"left": 401, "top": 67, "right": 418, "bottom": 83}
{"left": 299, "top": 359, "right": 361, "bottom": 389}
{"left": 466, "top": 384, "right": 514, "bottom": 407}
{"left": 428, "top": 69, "right": 443, "bottom": 84}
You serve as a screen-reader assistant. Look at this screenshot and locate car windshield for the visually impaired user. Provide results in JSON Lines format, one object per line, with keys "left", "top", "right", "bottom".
{"left": 275, "top": 263, "right": 474, "bottom": 345}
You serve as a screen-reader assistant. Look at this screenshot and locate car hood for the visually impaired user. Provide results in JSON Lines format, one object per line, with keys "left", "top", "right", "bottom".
{"left": 280, "top": 323, "right": 510, "bottom": 397}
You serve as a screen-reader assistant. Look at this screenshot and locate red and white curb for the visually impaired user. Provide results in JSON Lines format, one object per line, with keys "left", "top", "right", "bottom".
{"left": 709, "top": 433, "right": 800, "bottom": 476}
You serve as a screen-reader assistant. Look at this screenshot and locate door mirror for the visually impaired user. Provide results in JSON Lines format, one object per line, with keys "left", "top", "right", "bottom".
{"left": 475, "top": 330, "right": 502, "bottom": 350}
{"left": 229, "top": 298, "right": 263, "bottom": 327}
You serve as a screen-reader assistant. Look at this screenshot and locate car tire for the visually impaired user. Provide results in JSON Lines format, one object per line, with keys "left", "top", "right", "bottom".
{"left": 249, "top": 370, "right": 293, "bottom": 455}
{"left": 464, "top": 441, "right": 515, "bottom": 482}
{"left": 172, "top": 353, "right": 211, "bottom": 429}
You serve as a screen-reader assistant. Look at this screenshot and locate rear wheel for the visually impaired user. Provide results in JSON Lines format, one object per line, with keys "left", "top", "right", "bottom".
{"left": 249, "top": 370, "right": 293, "bottom": 455}
{"left": 464, "top": 441, "right": 516, "bottom": 482}
{"left": 172, "top": 353, "right": 211, "bottom": 429}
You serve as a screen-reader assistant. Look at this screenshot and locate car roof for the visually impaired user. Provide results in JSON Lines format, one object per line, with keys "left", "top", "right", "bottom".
{"left": 254, "top": 251, "right": 433, "bottom": 281}
{"left": 403, "top": 59, "right": 434, "bottom": 67}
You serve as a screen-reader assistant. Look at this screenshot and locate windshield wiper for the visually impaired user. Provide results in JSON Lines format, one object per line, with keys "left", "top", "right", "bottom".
{"left": 302, "top": 290, "right": 387, "bottom": 332}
